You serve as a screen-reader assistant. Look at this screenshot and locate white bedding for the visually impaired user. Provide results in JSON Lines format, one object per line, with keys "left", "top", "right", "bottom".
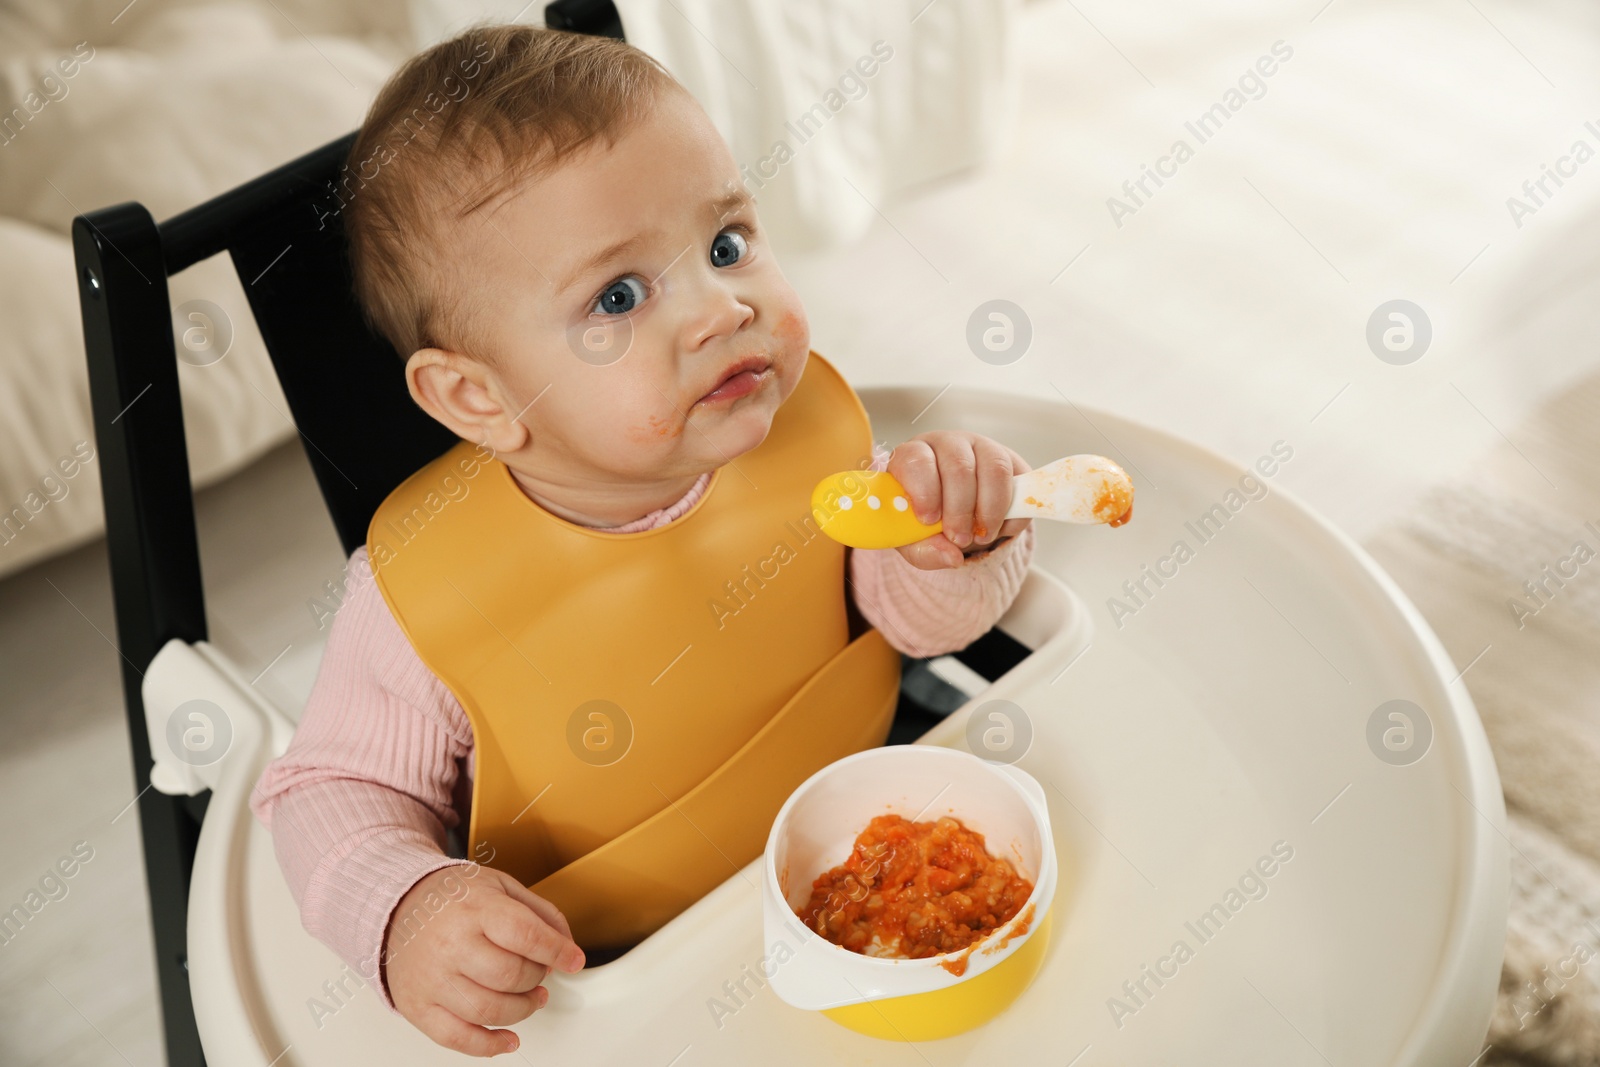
{"left": 613, "top": 0, "right": 1021, "bottom": 250}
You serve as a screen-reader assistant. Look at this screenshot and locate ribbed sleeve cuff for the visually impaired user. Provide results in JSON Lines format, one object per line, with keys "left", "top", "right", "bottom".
{"left": 264, "top": 784, "right": 475, "bottom": 1016}
{"left": 305, "top": 832, "right": 475, "bottom": 1015}
{"left": 849, "top": 522, "right": 1036, "bottom": 657}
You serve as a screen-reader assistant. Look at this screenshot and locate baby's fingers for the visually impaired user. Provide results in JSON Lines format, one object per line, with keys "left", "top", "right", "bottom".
{"left": 887, "top": 439, "right": 942, "bottom": 526}
{"left": 971, "top": 437, "right": 1016, "bottom": 546}
{"left": 499, "top": 879, "right": 576, "bottom": 945}
{"left": 931, "top": 436, "right": 978, "bottom": 548}
{"left": 894, "top": 533, "right": 963, "bottom": 571}
{"left": 459, "top": 934, "right": 550, "bottom": 996}
{"left": 417, "top": 1001, "right": 523, "bottom": 1058}
{"left": 996, "top": 516, "right": 1032, "bottom": 541}
{"left": 481, "top": 893, "right": 585, "bottom": 975}
{"left": 440, "top": 972, "right": 544, "bottom": 1029}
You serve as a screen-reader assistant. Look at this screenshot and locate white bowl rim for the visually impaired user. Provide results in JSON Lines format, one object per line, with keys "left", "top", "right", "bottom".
{"left": 762, "top": 745, "right": 1058, "bottom": 973}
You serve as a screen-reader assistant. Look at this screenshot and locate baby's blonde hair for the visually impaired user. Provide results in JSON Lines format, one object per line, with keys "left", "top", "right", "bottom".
{"left": 337, "top": 24, "right": 680, "bottom": 363}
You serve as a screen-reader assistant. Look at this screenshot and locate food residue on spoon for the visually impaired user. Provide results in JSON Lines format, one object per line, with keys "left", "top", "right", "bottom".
{"left": 795, "top": 814, "right": 1034, "bottom": 966}
{"left": 1092, "top": 480, "right": 1133, "bottom": 525}
{"left": 1016, "top": 458, "right": 1132, "bottom": 524}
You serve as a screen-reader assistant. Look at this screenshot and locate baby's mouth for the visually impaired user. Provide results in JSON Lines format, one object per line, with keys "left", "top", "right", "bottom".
{"left": 694, "top": 355, "right": 771, "bottom": 406}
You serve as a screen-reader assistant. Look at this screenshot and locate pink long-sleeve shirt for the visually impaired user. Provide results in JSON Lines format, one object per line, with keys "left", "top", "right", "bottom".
{"left": 249, "top": 444, "right": 1035, "bottom": 1013}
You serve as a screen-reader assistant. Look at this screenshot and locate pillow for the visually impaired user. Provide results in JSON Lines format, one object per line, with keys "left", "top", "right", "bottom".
{"left": 0, "top": 0, "right": 404, "bottom": 579}
{"left": 2, "top": 3, "right": 397, "bottom": 233}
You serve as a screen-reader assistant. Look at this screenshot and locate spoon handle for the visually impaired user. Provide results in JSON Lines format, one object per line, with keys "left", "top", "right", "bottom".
{"left": 811, "top": 454, "right": 1134, "bottom": 549}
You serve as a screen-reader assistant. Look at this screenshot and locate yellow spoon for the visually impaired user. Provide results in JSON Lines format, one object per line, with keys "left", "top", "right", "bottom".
{"left": 811, "top": 454, "right": 1134, "bottom": 550}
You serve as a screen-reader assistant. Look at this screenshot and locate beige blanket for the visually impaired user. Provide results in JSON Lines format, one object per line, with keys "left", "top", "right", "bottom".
{"left": 1365, "top": 369, "right": 1600, "bottom": 1064}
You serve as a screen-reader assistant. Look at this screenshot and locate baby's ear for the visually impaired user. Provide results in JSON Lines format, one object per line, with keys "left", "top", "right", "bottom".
{"left": 404, "top": 347, "right": 528, "bottom": 453}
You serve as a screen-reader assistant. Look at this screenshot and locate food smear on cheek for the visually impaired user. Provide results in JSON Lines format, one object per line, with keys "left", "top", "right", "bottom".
{"left": 774, "top": 309, "right": 807, "bottom": 353}
{"left": 628, "top": 412, "right": 684, "bottom": 442}
{"left": 795, "top": 814, "right": 1034, "bottom": 965}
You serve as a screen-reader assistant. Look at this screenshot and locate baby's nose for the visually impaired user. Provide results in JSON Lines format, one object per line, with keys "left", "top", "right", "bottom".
{"left": 682, "top": 280, "right": 755, "bottom": 349}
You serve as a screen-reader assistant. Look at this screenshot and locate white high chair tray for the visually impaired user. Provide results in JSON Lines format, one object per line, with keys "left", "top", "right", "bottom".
{"left": 179, "top": 388, "right": 1506, "bottom": 1066}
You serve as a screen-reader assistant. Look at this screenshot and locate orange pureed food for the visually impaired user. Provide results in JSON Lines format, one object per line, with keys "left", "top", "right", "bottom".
{"left": 796, "top": 814, "right": 1034, "bottom": 965}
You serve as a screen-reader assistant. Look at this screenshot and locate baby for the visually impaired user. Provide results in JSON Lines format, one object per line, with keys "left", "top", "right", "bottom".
{"left": 250, "top": 23, "right": 1036, "bottom": 1058}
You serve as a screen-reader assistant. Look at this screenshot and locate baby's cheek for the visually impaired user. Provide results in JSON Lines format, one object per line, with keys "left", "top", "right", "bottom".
{"left": 774, "top": 309, "right": 808, "bottom": 353}
{"left": 624, "top": 412, "right": 684, "bottom": 445}
{"left": 601, "top": 383, "right": 681, "bottom": 446}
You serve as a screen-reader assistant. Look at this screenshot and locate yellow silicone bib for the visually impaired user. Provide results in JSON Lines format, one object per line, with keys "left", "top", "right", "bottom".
{"left": 367, "top": 352, "right": 903, "bottom": 948}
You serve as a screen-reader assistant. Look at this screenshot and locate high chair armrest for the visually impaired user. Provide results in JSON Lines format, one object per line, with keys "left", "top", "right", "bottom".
{"left": 992, "top": 563, "right": 1092, "bottom": 657}
{"left": 143, "top": 637, "right": 304, "bottom": 1067}
{"left": 141, "top": 638, "right": 299, "bottom": 797}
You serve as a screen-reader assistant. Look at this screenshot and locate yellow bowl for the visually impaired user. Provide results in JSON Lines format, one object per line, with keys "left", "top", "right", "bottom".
{"left": 763, "top": 745, "right": 1058, "bottom": 1041}
{"left": 820, "top": 909, "right": 1054, "bottom": 1041}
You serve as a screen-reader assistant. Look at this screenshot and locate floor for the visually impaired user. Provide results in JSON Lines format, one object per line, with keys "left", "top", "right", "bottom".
{"left": 0, "top": 439, "right": 346, "bottom": 1067}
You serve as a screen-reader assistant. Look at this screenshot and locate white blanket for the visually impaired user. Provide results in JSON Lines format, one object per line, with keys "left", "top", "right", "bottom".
{"left": 612, "top": 0, "right": 1019, "bottom": 251}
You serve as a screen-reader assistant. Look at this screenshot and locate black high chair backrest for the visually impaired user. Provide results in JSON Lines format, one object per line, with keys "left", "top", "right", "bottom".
{"left": 69, "top": 7, "right": 621, "bottom": 1065}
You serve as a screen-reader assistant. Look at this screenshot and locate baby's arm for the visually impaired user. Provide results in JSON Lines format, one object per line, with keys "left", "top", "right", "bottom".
{"left": 251, "top": 547, "right": 583, "bottom": 1058}
{"left": 248, "top": 547, "right": 480, "bottom": 1014}
{"left": 846, "top": 440, "right": 1036, "bottom": 657}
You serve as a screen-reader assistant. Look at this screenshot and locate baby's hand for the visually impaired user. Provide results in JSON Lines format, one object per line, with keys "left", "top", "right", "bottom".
{"left": 385, "top": 865, "right": 585, "bottom": 1057}
{"left": 887, "top": 431, "right": 1033, "bottom": 570}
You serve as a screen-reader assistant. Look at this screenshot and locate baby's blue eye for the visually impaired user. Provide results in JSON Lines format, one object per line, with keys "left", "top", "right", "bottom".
{"left": 592, "top": 276, "right": 646, "bottom": 316}
{"left": 710, "top": 230, "right": 747, "bottom": 268}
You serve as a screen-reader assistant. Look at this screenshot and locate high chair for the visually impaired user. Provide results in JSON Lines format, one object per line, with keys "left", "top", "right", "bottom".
{"left": 72, "top": 5, "right": 1508, "bottom": 1063}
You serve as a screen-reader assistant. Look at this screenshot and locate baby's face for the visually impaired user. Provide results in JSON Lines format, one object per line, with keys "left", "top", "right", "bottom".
{"left": 441, "top": 87, "right": 809, "bottom": 486}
